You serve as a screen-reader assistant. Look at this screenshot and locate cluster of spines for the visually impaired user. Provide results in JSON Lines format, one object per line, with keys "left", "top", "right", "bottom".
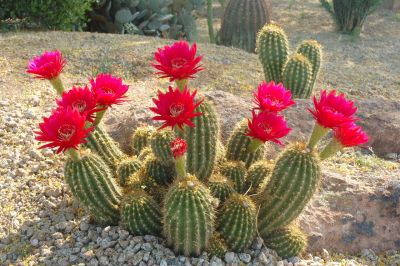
{"left": 244, "top": 160, "right": 272, "bottom": 194}
{"left": 142, "top": 155, "right": 175, "bottom": 186}
{"left": 264, "top": 225, "right": 307, "bottom": 259}
{"left": 150, "top": 129, "right": 175, "bottom": 162}
{"left": 208, "top": 174, "right": 235, "bottom": 203}
{"left": 116, "top": 157, "right": 142, "bottom": 186}
{"left": 64, "top": 152, "right": 122, "bottom": 225}
{"left": 219, "top": 161, "right": 247, "bottom": 193}
{"left": 208, "top": 232, "right": 228, "bottom": 258}
{"left": 131, "top": 125, "right": 154, "bottom": 155}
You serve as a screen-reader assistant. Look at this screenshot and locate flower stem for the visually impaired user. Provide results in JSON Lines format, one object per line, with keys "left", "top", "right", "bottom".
{"left": 175, "top": 155, "right": 187, "bottom": 179}
{"left": 93, "top": 107, "right": 107, "bottom": 126}
{"left": 49, "top": 76, "right": 65, "bottom": 96}
{"left": 67, "top": 149, "right": 80, "bottom": 161}
{"left": 307, "top": 123, "right": 330, "bottom": 150}
{"left": 175, "top": 79, "right": 188, "bottom": 92}
{"left": 319, "top": 139, "right": 343, "bottom": 160}
{"left": 248, "top": 138, "right": 264, "bottom": 153}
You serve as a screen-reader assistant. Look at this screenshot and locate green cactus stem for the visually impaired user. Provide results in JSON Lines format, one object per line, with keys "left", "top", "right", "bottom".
{"left": 64, "top": 151, "right": 122, "bottom": 225}
{"left": 220, "top": 161, "right": 247, "bottom": 193}
{"left": 131, "top": 125, "right": 155, "bottom": 155}
{"left": 307, "top": 123, "right": 330, "bottom": 150}
{"left": 208, "top": 174, "right": 235, "bottom": 203}
{"left": 116, "top": 157, "right": 142, "bottom": 186}
{"left": 150, "top": 129, "right": 175, "bottom": 163}
{"left": 319, "top": 138, "right": 344, "bottom": 160}
{"left": 143, "top": 155, "right": 175, "bottom": 186}
{"left": 138, "top": 147, "right": 153, "bottom": 161}
{"left": 163, "top": 174, "right": 215, "bottom": 256}
{"left": 256, "top": 23, "right": 289, "bottom": 82}
{"left": 226, "top": 119, "right": 265, "bottom": 168}
{"left": 296, "top": 40, "right": 322, "bottom": 93}
{"left": 218, "top": 194, "right": 257, "bottom": 251}
{"left": 121, "top": 191, "right": 162, "bottom": 236}
{"left": 49, "top": 76, "right": 65, "bottom": 96}
{"left": 264, "top": 225, "right": 307, "bottom": 259}
{"left": 282, "top": 53, "right": 313, "bottom": 99}
{"left": 208, "top": 232, "right": 228, "bottom": 258}
{"left": 207, "top": 0, "right": 215, "bottom": 43}
{"left": 244, "top": 160, "right": 272, "bottom": 194}
{"left": 257, "top": 143, "right": 321, "bottom": 236}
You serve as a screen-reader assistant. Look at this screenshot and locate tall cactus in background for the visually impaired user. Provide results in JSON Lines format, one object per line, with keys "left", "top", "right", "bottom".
{"left": 282, "top": 53, "right": 313, "bottom": 98}
{"left": 257, "top": 143, "right": 321, "bottom": 236}
{"left": 264, "top": 225, "right": 307, "bottom": 259}
{"left": 257, "top": 23, "right": 289, "bottom": 82}
{"left": 296, "top": 40, "right": 322, "bottom": 94}
{"left": 64, "top": 152, "right": 122, "bottom": 225}
{"left": 219, "top": 0, "right": 272, "bottom": 52}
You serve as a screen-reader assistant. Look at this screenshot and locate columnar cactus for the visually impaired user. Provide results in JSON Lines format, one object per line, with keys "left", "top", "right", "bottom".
{"left": 208, "top": 232, "right": 228, "bottom": 258}
{"left": 208, "top": 175, "right": 235, "bottom": 203}
{"left": 219, "top": 0, "right": 272, "bottom": 52}
{"left": 121, "top": 191, "right": 162, "bottom": 236}
{"left": 218, "top": 194, "right": 257, "bottom": 251}
{"left": 257, "top": 23, "right": 289, "bottom": 82}
{"left": 131, "top": 125, "right": 154, "bottom": 155}
{"left": 163, "top": 175, "right": 215, "bottom": 256}
{"left": 244, "top": 160, "right": 272, "bottom": 194}
{"left": 116, "top": 157, "right": 142, "bottom": 186}
{"left": 220, "top": 161, "right": 247, "bottom": 193}
{"left": 257, "top": 143, "right": 321, "bottom": 236}
{"left": 143, "top": 155, "right": 175, "bottom": 185}
{"left": 226, "top": 119, "right": 265, "bottom": 168}
{"left": 150, "top": 129, "right": 175, "bottom": 162}
{"left": 282, "top": 54, "right": 313, "bottom": 99}
{"left": 264, "top": 225, "right": 307, "bottom": 259}
{"left": 86, "top": 126, "right": 125, "bottom": 171}
{"left": 296, "top": 40, "right": 322, "bottom": 94}
{"left": 64, "top": 152, "right": 122, "bottom": 225}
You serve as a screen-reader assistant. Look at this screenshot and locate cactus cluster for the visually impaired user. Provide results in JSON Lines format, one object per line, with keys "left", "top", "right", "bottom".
{"left": 257, "top": 23, "right": 323, "bottom": 98}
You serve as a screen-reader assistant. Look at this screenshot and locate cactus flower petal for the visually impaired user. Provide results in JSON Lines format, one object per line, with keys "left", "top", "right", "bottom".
{"left": 254, "top": 81, "right": 295, "bottom": 112}
{"left": 333, "top": 123, "right": 369, "bottom": 147}
{"left": 27, "top": 50, "right": 66, "bottom": 80}
{"left": 90, "top": 73, "right": 129, "bottom": 107}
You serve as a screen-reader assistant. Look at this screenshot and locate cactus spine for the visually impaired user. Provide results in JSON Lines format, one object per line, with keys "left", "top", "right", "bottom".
{"left": 64, "top": 152, "right": 122, "bottom": 224}
{"left": 218, "top": 194, "right": 257, "bottom": 251}
{"left": 176, "top": 100, "right": 219, "bottom": 181}
{"left": 226, "top": 119, "right": 265, "bottom": 168}
{"left": 150, "top": 129, "right": 175, "bottom": 162}
{"left": 208, "top": 232, "right": 228, "bottom": 258}
{"left": 220, "top": 0, "right": 272, "bottom": 52}
{"left": 244, "top": 160, "right": 272, "bottom": 194}
{"left": 282, "top": 53, "right": 313, "bottom": 99}
{"left": 257, "top": 23, "right": 289, "bottom": 82}
{"left": 264, "top": 226, "right": 307, "bottom": 259}
{"left": 117, "top": 157, "right": 142, "bottom": 186}
{"left": 257, "top": 143, "right": 321, "bottom": 236}
{"left": 296, "top": 40, "right": 322, "bottom": 94}
{"left": 220, "top": 161, "right": 247, "bottom": 193}
{"left": 85, "top": 125, "right": 125, "bottom": 171}
{"left": 163, "top": 175, "right": 215, "bottom": 256}
{"left": 131, "top": 125, "right": 154, "bottom": 155}
{"left": 138, "top": 147, "right": 152, "bottom": 161}
{"left": 208, "top": 175, "right": 235, "bottom": 203}
{"left": 121, "top": 191, "right": 162, "bottom": 236}
{"left": 143, "top": 155, "right": 175, "bottom": 185}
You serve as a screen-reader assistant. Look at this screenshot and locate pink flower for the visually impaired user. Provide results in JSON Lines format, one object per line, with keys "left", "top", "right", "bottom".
{"left": 27, "top": 50, "right": 66, "bottom": 80}
{"left": 90, "top": 73, "right": 129, "bottom": 107}
{"left": 35, "top": 107, "right": 93, "bottom": 153}
{"left": 308, "top": 90, "right": 357, "bottom": 129}
{"left": 171, "top": 138, "right": 187, "bottom": 159}
{"left": 246, "top": 111, "right": 291, "bottom": 145}
{"left": 152, "top": 40, "right": 204, "bottom": 81}
{"left": 333, "top": 124, "right": 369, "bottom": 147}
{"left": 254, "top": 81, "right": 295, "bottom": 112}
{"left": 56, "top": 86, "right": 101, "bottom": 122}
{"left": 150, "top": 86, "right": 203, "bottom": 130}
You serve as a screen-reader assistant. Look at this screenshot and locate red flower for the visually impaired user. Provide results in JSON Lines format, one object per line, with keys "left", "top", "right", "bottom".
{"left": 152, "top": 40, "right": 204, "bottom": 81}
{"left": 254, "top": 81, "right": 295, "bottom": 112}
{"left": 246, "top": 111, "right": 291, "bottom": 145}
{"left": 35, "top": 107, "right": 93, "bottom": 153}
{"left": 90, "top": 73, "right": 129, "bottom": 107}
{"left": 171, "top": 138, "right": 187, "bottom": 159}
{"left": 333, "top": 124, "right": 369, "bottom": 147}
{"left": 27, "top": 50, "right": 66, "bottom": 80}
{"left": 150, "top": 86, "right": 203, "bottom": 130}
{"left": 56, "top": 86, "right": 100, "bottom": 122}
{"left": 308, "top": 90, "right": 357, "bottom": 129}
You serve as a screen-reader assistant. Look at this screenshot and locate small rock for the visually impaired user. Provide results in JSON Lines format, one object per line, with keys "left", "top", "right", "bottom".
{"left": 239, "top": 253, "right": 251, "bottom": 263}
{"left": 225, "top": 252, "right": 235, "bottom": 263}
{"left": 30, "top": 238, "right": 39, "bottom": 246}
{"left": 80, "top": 222, "right": 90, "bottom": 231}
{"left": 322, "top": 249, "right": 330, "bottom": 261}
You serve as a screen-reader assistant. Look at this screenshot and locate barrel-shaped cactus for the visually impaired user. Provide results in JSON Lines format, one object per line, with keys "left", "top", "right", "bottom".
{"left": 208, "top": 174, "right": 235, "bottom": 203}
{"left": 296, "top": 40, "right": 322, "bottom": 94}
{"left": 264, "top": 225, "right": 307, "bottom": 259}
{"left": 163, "top": 175, "right": 215, "bottom": 256}
{"left": 121, "top": 191, "right": 162, "bottom": 236}
{"left": 257, "top": 143, "right": 321, "bottom": 236}
{"left": 64, "top": 152, "right": 122, "bottom": 225}
{"left": 131, "top": 125, "right": 155, "bottom": 155}
{"left": 85, "top": 125, "right": 125, "bottom": 171}
{"left": 150, "top": 129, "right": 175, "bottom": 162}
{"left": 244, "top": 160, "right": 272, "bottom": 194}
{"left": 176, "top": 100, "right": 220, "bottom": 181}
{"left": 138, "top": 147, "right": 153, "bottom": 161}
{"left": 218, "top": 194, "right": 257, "bottom": 251}
{"left": 257, "top": 23, "right": 289, "bottom": 82}
{"left": 143, "top": 155, "right": 175, "bottom": 185}
{"left": 220, "top": 161, "right": 247, "bottom": 193}
{"left": 226, "top": 119, "right": 265, "bottom": 168}
{"left": 220, "top": 0, "right": 272, "bottom": 53}
{"left": 208, "top": 232, "right": 228, "bottom": 258}
{"left": 117, "top": 157, "right": 142, "bottom": 186}
{"left": 282, "top": 54, "right": 313, "bottom": 99}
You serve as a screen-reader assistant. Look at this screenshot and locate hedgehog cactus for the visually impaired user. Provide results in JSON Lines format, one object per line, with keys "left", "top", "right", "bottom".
{"left": 138, "top": 147, "right": 153, "bottom": 161}
{"left": 64, "top": 152, "right": 122, "bottom": 225}
{"left": 208, "top": 174, "right": 236, "bottom": 203}
{"left": 143, "top": 155, "right": 175, "bottom": 186}
{"left": 219, "top": 161, "right": 247, "bottom": 193}
{"left": 244, "top": 160, "right": 272, "bottom": 194}
{"left": 150, "top": 129, "right": 175, "bottom": 162}
{"left": 131, "top": 125, "right": 154, "bottom": 155}
{"left": 117, "top": 157, "right": 142, "bottom": 186}
{"left": 264, "top": 225, "right": 307, "bottom": 259}
{"left": 282, "top": 54, "right": 313, "bottom": 99}
{"left": 218, "top": 194, "right": 257, "bottom": 251}
{"left": 296, "top": 40, "right": 322, "bottom": 94}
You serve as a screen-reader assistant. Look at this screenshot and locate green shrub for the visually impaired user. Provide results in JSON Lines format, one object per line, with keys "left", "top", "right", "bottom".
{"left": 0, "top": 0, "right": 94, "bottom": 30}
